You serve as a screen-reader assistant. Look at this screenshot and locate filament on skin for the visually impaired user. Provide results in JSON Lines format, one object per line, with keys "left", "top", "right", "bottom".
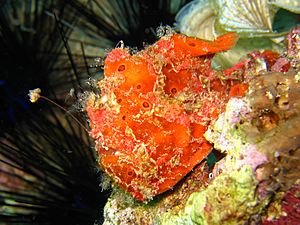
{"left": 28, "top": 88, "right": 88, "bottom": 133}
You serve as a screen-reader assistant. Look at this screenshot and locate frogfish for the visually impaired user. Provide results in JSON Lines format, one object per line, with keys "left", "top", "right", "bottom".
{"left": 86, "top": 32, "right": 248, "bottom": 200}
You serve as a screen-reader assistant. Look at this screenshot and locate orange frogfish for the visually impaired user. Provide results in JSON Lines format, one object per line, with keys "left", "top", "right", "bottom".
{"left": 86, "top": 32, "right": 246, "bottom": 200}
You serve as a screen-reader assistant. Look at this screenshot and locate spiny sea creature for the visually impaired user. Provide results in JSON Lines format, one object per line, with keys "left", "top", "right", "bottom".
{"left": 86, "top": 32, "right": 248, "bottom": 201}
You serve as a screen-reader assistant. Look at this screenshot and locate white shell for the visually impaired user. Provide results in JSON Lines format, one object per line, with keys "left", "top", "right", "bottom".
{"left": 215, "top": 0, "right": 274, "bottom": 34}
{"left": 175, "top": 0, "right": 218, "bottom": 40}
{"left": 175, "top": 0, "right": 282, "bottom": 39}
{"left": 269, "top": 0, "right": 300, "bottom": 13}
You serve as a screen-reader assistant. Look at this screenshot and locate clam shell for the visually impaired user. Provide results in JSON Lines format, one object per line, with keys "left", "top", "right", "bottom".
{"left": 214, "top": 0, "right": 275, "bottom": 35}
{"left": 269, "top": 0, "right": 300, "bottom": 13}
{"left": 175, "top": 0, "right": 283, "bottom": 40}
{"left": 175, "top": 0, "right": 218, "bottom": 40}
{"left": 175, "top": 0, "right": 286, "bottom": 68}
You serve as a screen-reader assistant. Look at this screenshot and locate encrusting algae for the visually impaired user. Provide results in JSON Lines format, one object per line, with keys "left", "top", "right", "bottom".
{"left": 85, "top": 31, "right": 250, "bottom": 200}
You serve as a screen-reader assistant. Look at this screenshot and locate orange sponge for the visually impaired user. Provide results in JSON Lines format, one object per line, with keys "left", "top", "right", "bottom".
{"left": 86, "top": 32, "right": 244, "bottom": 200}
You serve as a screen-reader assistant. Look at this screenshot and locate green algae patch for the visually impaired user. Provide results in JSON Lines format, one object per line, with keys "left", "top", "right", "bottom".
{"left": 190, "top": 166, "right": 259, "bottom": 225}
{"left": 160, "top": 165, "right": 264, "bottom": 225}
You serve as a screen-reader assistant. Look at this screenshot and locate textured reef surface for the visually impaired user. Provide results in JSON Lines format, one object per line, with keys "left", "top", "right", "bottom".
{"left": 87, "top": 26, "right": 300, "bottom": 224}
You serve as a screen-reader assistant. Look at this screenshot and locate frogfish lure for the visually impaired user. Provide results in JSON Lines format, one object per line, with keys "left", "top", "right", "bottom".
{"left": 86, "top": 32, "right": 246, "bottom": 200}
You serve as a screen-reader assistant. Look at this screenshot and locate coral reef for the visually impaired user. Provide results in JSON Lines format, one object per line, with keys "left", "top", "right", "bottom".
{"left": 98, "top": 26, "right": 300, "bottom": 224}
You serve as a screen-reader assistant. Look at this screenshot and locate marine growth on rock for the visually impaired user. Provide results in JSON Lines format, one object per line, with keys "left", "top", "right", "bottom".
{"left": 86, "top": 31, "right": 248, "bottom": 200}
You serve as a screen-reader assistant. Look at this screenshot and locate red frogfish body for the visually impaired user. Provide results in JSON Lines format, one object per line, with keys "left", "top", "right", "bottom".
{"left": 86, "top": 32, "right": 245, "bottom": 200}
